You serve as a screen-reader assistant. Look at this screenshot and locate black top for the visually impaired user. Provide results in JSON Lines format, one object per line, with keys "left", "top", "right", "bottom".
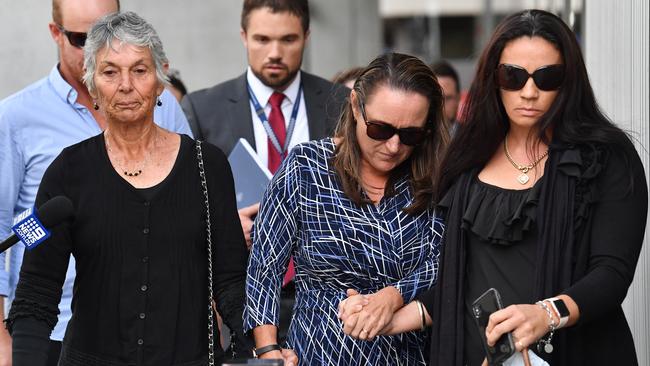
{"left": 420, "top": 141, "right": 648, "bottom": 366}
{"left": 8, "top": 134, "right": 252, "bottom": 366}
{"left": 135, "top": 181, "right": 164, "bottom": 201}
{"left": 463, "top": 178, "right": 542, "bottom": 366}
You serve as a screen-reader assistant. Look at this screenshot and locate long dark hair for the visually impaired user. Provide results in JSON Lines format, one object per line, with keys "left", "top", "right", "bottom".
{"left": 333, "top": 52, "right": 449, "bottom": 214}
{"left": 436, "top": 9, "right": 630, "bottom": 198}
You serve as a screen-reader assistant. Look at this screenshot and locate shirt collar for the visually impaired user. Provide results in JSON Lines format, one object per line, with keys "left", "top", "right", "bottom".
{"left": 246, "top": 66, "right": 302, "bottom": 107}
{"left": 48, "top": 64, "right": 79, "bottom": 106}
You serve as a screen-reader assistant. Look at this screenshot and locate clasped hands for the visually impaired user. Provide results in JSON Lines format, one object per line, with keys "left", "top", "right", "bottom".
{"left": 337, "top": 286, "right": 403, "bottom": 341}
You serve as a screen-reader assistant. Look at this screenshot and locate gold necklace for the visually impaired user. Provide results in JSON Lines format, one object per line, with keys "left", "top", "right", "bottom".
{"left": 105, "top": 131, "right": 156, "bottom": 177}
{"left": 503, "top": 137, "right": 549, "bottom": 185}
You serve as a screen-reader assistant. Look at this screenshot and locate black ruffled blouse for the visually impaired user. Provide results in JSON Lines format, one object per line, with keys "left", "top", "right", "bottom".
{"left": 460, "top": 177, "right": 543, "bottom": 366}
{"left": 421, "top": 141, "right": 648, "bottom": 366}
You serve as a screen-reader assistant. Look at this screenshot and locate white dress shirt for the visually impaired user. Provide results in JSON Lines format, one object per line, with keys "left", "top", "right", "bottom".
{"left": 246, "top": 67, "right": 309, "bottom": 167}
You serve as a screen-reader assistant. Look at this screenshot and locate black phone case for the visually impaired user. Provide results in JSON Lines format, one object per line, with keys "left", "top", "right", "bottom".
{"left": 471, "top": 288, "right": 515, "bottom": 365}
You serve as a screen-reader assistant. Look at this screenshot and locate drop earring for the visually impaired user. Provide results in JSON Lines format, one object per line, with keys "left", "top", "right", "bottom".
{"left": 93, "top": 102, "right": 99, "bottom": 110}
{"left": 156, "top": 98, "right": 162, "bottom": 107}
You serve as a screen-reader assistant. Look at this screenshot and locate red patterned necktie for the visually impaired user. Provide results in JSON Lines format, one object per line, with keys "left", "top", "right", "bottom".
{"left": 266, "top": 91, "right": 295, "bottom": 286}
{"left": 267, "top": 92, "right": 286, "bottom": 174}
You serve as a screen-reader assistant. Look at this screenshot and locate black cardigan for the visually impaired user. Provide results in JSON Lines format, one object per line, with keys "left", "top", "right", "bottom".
{"left": 420, "top": 140, "right": 647, "bottom": 365}
{"left": 8, "top": 134, "right": 252, "bottom": 365}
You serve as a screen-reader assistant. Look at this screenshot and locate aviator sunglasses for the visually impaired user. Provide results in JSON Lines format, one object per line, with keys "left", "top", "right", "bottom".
{"left": 358, "top": 99, "right": 429, "bottom": 146}
{"left": 496, "top": 64, "right": 565, "bottom": 91}
{"left": 56, "top": 24, "right": 87, "bottom": 48}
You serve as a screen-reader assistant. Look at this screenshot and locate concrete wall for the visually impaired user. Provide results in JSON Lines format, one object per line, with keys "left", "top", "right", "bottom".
{"left": 585, "top": 1, "right": 649, "bottom": 364}
{"left": 0, "top": 0, "right": 381, "bottom": 99}
{"left": 1, "top": 1, "right": 56, "bottom": 100}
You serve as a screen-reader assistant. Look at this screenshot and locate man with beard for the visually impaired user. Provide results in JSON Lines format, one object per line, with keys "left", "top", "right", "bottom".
{"left": 181, "top": 0, "right": 347, "bottom": 347}
{"left": 0, "top": 1, "right": 192, "bottom": 364}
{"left": 181, "top": 0, "right": 349, "bottom": 258}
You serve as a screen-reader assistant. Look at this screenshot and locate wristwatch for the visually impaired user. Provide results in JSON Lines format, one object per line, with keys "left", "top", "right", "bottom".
{"left": 547, "top": 297, "right": 570, "bottom": 328}
{"left": 253, "top": 344, "right": 282, "bottom": 358}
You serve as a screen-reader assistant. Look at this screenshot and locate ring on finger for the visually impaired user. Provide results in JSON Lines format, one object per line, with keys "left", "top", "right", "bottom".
{"left": 516, "top": 340, "right": 524, "bottom": 349}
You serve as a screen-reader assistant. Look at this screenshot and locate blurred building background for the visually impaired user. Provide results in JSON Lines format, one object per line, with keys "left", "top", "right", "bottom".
{"left": 0, "top": 0, "right": 648, "bottom": 363}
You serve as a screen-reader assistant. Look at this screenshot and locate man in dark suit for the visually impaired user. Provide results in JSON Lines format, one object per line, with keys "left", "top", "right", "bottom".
{"left": 182, "top": 0, "right": 347, "bottom": 245}
{"left": 181, "top": 0, "right": 347, "bottom": 352}
{"left": 182, "top": 70, "right": 344, "bottom": 159}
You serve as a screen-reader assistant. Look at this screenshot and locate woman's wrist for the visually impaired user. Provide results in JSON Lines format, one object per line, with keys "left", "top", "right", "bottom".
{"left": 252, "top": 324, "right": 280, "bottom": 357}
{"left": 415, "top": 301, "right": 426, "bottom": 331}
{"left": 381, "top": 285, "right": 404, "bottom": 311}
{"left": 544, "top": 297, "right": 570, "bottom": 328}
{"left": 254, "top": 343, "right": 282, "bottom": 358}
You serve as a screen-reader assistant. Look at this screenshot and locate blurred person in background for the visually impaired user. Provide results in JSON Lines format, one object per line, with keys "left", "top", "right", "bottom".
{"left": 166, "top": 68, "right": 188, "bottom": 102}
{"left": 431, "top": 60, "right": 461, "bottom": 134}
{"left": 331, "top": 66, "right": 364, "bottom": 89}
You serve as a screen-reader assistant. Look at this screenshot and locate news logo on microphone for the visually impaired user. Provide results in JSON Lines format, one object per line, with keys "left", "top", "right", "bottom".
{"left": 11, "top": 207, "right": 51, "bottom": 250}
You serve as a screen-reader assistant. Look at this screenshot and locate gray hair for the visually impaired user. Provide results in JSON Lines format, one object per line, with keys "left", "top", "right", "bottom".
{"left": 83, "top": 11, "right": 168, "bottom": 93}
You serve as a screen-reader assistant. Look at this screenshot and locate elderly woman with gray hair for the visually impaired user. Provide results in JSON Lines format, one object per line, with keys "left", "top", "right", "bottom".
{"left": 7, "top": 12, "right": 251, "bottom": 366}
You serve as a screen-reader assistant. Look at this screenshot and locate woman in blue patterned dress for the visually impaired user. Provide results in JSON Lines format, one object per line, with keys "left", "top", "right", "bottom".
{"left": 243, "top": 53, "right": 450, "bottom": 365}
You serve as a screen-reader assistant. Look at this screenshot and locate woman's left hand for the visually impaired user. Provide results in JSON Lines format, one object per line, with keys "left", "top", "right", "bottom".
{"left": 338, "top": 289, "right": 369, "bottom": 322}
{"left": 485, "top": 303, "right": 550, "bottom": 352}
{"left": 341, "top": 286, "right": 403, "bottom": 341}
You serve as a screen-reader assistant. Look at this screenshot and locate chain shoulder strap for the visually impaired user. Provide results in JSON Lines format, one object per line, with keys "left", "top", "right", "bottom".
{"left": 195, "top": 140, "right": 215, "bottom": 366}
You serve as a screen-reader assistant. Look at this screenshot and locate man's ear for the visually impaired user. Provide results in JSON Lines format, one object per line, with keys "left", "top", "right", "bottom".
{"left": 240, "top": 28, "right": 248, "bottom": 48}
{"left": 49, "top": 22, "right": 62, "bottom": 43}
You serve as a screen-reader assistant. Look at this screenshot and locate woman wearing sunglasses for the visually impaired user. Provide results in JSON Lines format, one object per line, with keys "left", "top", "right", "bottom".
{"left": 244, "top": 52, "right": 449, "bottom": 365}
{"left": 340, "top": 9, "right": 647, "bottom": 366}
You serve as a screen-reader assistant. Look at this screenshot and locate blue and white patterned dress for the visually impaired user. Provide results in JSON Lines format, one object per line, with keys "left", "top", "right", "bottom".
{"left": 244, "top": 138, "right": 444, "bottom": 365}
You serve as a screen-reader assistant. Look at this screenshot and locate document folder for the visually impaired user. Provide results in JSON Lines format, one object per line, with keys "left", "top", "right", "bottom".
{"left": 227, "top": 138, "right": 273, "bottom": 209}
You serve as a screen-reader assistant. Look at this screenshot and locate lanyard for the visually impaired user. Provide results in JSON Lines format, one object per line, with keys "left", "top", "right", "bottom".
{"left": 247, "top": 83, "right": 302, "bottom": 157}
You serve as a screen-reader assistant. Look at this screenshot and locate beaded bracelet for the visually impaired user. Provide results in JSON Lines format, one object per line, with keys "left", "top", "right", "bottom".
{"left": 535, "top": 300, "right": 558, "bottom": 354}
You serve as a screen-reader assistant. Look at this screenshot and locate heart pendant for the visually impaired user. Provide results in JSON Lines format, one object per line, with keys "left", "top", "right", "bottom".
{"left": 517, "top": 173, "right": 530, "bottom": 185}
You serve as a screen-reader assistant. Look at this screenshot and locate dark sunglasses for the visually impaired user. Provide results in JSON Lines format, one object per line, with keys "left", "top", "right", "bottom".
{"left": 358, "top": 100, "right": 429, "bottom": 147}
{"left": 56, "top": 24, "right": 87, "bottom": 48}
{"left": 496, "top": 64, "right": 564, "bottom": 91}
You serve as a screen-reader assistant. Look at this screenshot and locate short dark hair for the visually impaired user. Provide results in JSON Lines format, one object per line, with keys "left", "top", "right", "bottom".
{"left": 167, "top": 69, "right": 187, "bottom": 97}
{"left": 53, "top": 0, "right": 121, "bottom": 25}
{"left": 241, "top": 0, "right": 310, "bottom": 33}
{"left": 431, "top": 60, "right": 460, "bottom": 94}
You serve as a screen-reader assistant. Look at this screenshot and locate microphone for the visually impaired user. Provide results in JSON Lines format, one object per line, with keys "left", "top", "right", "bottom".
{"left": 0, "top": 196, "right": 74, "bottom": 254}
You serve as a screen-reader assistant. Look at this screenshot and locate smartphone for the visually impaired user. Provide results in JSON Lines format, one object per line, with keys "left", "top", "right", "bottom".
{"left": 471, "top": 288, "right": 515, "bottom": 365}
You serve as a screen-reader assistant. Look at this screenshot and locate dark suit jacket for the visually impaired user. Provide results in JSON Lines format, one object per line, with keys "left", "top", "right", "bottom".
{"left": 181, "top": 71, "right": 349, "bottom": 155}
